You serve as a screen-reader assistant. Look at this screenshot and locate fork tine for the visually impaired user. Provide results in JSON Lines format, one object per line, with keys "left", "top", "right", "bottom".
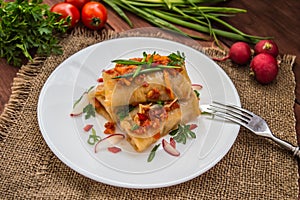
{"left": 212, "top": 112, "right": 247, "bottom": 127}
{"left": 209, "top": 104, "right": 250, "bottom": 124}
{"left": 212, "top": 101, "right": 254, "bottom": 117}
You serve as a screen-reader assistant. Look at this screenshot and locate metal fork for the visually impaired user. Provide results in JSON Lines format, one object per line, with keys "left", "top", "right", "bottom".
{"left": 207, "top": 101, "right": 300, "bottom": 159}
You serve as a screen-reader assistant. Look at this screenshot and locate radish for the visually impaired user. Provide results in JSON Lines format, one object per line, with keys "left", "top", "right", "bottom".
{"left": 189, "top": 124, "right": 198, "bottom": 130}
{"left": 213, "top": 41, "right": 252, "bottom": 65}
{"left": 169, "top": 137, "right": 176, "bottom": 149}
{"left": 192, "top": 84, "right": 203, "bottom": 91}
{"left": 83, "top": 124, "right": 93, "bottom": 132}
{"left": 250, "top": 53, "right": 278, "bottom": 84}
{"left": 94, "top": 134, "right": 125, "bottom": 153}
{"left": 162, "top": 139, "right": 180, "bottom": 156}
{"left": 254, "top": 40, "right": 279, "bottom": 58}
{"left": 107, "top": 146, "right": 122, "bottom": 153}
{"left": 70, "top": 92, "right": 89, "bottom": 116}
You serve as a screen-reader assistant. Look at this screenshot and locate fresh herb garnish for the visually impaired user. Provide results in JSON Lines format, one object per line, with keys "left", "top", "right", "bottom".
{"left": 87, "top": 127, "right": 101, "bottom": 145}
{"left": 73, "top": 86, "right": 94, "bottom": 108}
{"left": 112, "top": 52, "right": 181, "bottom": 79}
{"left": 194, "top": 90, "right": 200, "bottom": 98}
{"left": 168, "top": 51, "right": 185, "bottom": 66}
{"left": 111, "top": 60, "right": 148, "bottom": 65}
{"left": 131, "top": 124, "right": 140, "bottom": 131}
{"left": 0, "top": 0, "right": 69, "bottom": 66}
{"left": 156, "top": 100, "right": 164, "bottom": 106}
{"left": 147, "top": 144, "right": 160, "bottom": 162}
{"left": 133, "top": 65, "right": 143, "bottom": 78}
{"left": 83, "top": 104, "right": 96, "bottom": 119}
{"left": 112, "top": 67, "right": 180, "bottom": 79}
{"left": 116, "top": 105, "right": 135, "bottom": 121}
{"left": 169, "top": 124, "right": 196, "bottom": 144}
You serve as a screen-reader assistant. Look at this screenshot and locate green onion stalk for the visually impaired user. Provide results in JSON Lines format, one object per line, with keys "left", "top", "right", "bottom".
{"left": 102, "top": 0, "right": 270, "bottom": 44}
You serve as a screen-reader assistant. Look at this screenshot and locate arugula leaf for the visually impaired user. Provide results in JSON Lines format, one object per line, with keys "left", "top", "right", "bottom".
{"left": 0, "top": 0, "right": 68, "bottom": 66}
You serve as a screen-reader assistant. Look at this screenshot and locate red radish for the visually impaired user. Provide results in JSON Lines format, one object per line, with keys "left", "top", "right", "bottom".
{"left": 94, "top": 134, "right": 125, "bottom": 153}
{"left": 162, "top": 139, "right": 180, "bottom": 156}
{"left": 169, "top": 137, "right": 176, "bottom": 149}
{"left": 254, "top": 40, "right": 279, "bottom": 58}
{"left": 250, "top": 53, "right": 279, "bottom": 84}
{"left": 213, "top": 42, "right": 252, "bottom": 65}
{"left": 83, "top": 124, "right": 93, "bottom": 132}
{"left": 70, "top": 92, "right": 89, "bottom": 116}
{"left": 189, "top": 124, "right": 198, "bottom": 130}
{"left": 107, "top": 146, "right": 122, "bottom": 153}
{"left": 192, "top": 84, "right": 203, "bottom": 90}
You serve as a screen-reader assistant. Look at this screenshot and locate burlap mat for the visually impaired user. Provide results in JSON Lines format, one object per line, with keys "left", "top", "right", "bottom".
{"left": 0, "top": 27, "right": 298, "bottom": 199}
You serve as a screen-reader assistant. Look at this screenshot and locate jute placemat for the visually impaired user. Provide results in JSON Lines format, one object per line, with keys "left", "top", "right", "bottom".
{"left": 0, "top": 27, "right": 298, "bottom": 199}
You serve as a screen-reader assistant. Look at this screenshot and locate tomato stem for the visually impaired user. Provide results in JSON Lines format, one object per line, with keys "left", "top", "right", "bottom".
{"left": 91, "top": 17, "right": 101, "bottom": 27}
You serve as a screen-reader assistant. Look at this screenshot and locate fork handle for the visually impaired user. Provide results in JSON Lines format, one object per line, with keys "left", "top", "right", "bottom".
{"left": 270, "top": 135, "right": 300, "bottom": 159}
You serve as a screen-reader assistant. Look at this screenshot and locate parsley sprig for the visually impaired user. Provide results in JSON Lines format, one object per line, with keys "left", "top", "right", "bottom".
{"left": 169, "top": 124, "right": 196, "bottom": 144}
{"left": 168, "top": 51, "right": 185, "bottom": 66}
{"left": 0, "top": 0, "right": 69, "bottom": 66}
{"left": 83, "top": 104, "right": 96, "bottom": 120}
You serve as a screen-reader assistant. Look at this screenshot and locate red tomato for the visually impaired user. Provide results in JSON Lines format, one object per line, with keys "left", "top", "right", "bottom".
{"left": 50, "top": 2, "right": 80, "bottom": 28}
{"left": 64, "top": 0, "right": 90, "bottom": 10}
{"left": 81, "top": 2, "right": 107, "bottom": 30}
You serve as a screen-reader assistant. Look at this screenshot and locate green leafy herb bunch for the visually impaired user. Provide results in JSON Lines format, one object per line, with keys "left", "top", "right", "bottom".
{"left": 0, "top": 0, "right": 69, "bottom": 66}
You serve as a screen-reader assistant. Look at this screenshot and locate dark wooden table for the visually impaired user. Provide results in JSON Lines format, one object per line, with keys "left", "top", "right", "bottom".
{"left": 1, "top": 0, "right": 300, "bottom": 188}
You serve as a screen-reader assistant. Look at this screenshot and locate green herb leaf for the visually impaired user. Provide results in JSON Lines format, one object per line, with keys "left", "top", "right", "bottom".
{"left": 168, "top": 51, "right": 185, "bottom": 66}
{"left": 170, "top": 124, "right": 197, "bottom": 144}
{"left": 131, "top": 124, "right": 140, "bottom": 131}
{"left": 83, "top": 104, "right": 96, "bottom": 120}
{"left": 169, "top": 128, "right": 179, "bottom": 136}
{"left": 194, "top": 90, "right": 200, "bottom": 98}
{"left": 112, "top": 59, "right": 148, "bottom": 65}
{"left": 133, "top": 65, "right": 142, "bottom": 78}
{"left": 117, "top": 105, "right": 135, "bottom": 121}
{"left": 113, "top": 67, "right": 163, "bottom": 79}
{"left": 147, "top": 144, "right": 160, "bottom": 162}
{"left": 0, "top": 0, "right": 68, "bottom": 66}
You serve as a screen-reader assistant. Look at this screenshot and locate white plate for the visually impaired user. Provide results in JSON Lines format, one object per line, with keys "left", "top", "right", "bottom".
{"left": 38, "top": 37, "right": 240, "bottom": 189}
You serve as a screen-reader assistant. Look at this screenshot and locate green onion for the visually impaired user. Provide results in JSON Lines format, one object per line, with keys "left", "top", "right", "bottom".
{"left": 102, "top": 0, "right": 271, "bottom": 44}
{"left": 112, "top": 66, "right": 180, "bottom": 79}
{"left": 112, "top": 59, "right": 148, "bottom": 65}
{"left": 113, "top": 67, "right": 162, "bottom": 79}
